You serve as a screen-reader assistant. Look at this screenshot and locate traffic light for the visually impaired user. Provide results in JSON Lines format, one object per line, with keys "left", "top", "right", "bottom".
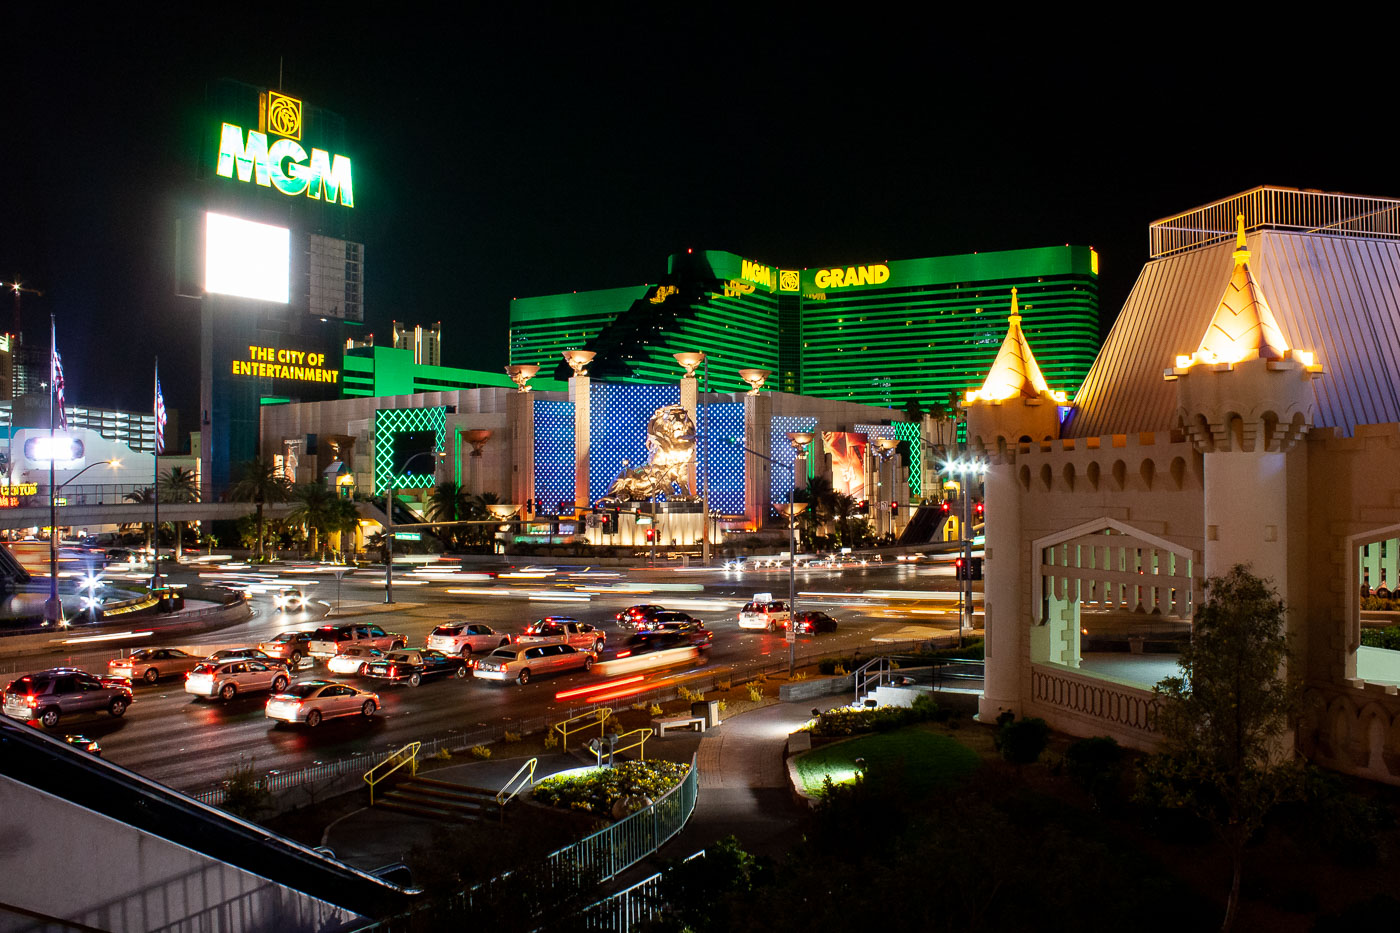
{"left": 526, "top": 498, "right": 534, "bottom": 515}
{"left": 645, "top": 528, "right": 656, "bottom": 543}
{"left": 975, "top": 501, "right": 984, "bottom": 517}
{"left": 940, "top": 501, "right": 951, "bottom": 514}
{"left": 601, "top": 512, "right": 616, "bottom": 534}
{"left": 858, "top": 499, "right": 869, "bottom": 513}
{"left": 955, "top": 557, "right": 984, "bottom": 581}
{"left": 890, "top": 500, "right": 899, "bottom": 515}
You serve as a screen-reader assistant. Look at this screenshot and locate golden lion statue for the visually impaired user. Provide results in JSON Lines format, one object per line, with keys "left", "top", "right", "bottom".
{"left": 599, "top": 405, "right": 697, "bottom": 503}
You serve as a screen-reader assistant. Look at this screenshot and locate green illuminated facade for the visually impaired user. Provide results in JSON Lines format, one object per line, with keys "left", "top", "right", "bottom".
{"left": 343, "top": 345, "right": 566, "bottom": 398}
{"left": 507, "top": 246, "right": 1099, "bottom": 406}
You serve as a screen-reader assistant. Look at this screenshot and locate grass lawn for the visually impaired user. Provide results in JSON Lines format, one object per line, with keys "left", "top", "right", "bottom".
{"left": 794, "top": 723, "right": 980, "bottom": 795}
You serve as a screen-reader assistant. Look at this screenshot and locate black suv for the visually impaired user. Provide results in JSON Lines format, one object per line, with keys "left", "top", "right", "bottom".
{"left": 3, "top": 668, "right": 135, "bottom": 728}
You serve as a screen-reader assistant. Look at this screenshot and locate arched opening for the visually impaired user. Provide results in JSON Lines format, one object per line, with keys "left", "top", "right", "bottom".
{"left": 1034, "top": 520, "right": 1196, "bottom": 690}
{"left": 1354, "top": 527, "right": 1400, "bottom": 687}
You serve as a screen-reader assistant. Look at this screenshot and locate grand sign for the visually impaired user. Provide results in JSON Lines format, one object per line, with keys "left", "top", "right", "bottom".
{"left": 231, "top": 345, "right": 340, "bottom": 384}
{"left": 813, "top": 264, "right": 890, "bottom": 289}
{"left": 215, "top": 92, "right": 354, "bottom": 207}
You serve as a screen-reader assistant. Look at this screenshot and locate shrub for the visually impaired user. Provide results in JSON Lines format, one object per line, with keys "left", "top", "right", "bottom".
{"left": 747, "top": 683, "right": 764, "bottom": 702}
{"left": 996, "top": 716, "right": 1050, "bottom": 764}
{"left": 1360, "top": 624, "right": 1400, "bottom": 650}
{"left": 715, "top": 678, "right": 732, "bottom": 691}
{"left": 220, "top": 756, "right": 273, "bottom": 821}
{"left": 503, "top": 731, "right": 522, "bottom": 744}
{"left": 678, "top": 686, "right": 703, "bottom": 703}
{"left": 791, "top": 672, "right": 808, "bottom": 682}
{"left": 533, "top": 759, "right": 690, "bottom": 816}
{"left": 717, "top": 700, "right": 727, "bottom": 714}
{"left": 650, "top": 703, "right": 664, "bottom": 716}
{"left": 543, "top": 730, "right": 559, "bottom": 750}
{"left": 833, "top": 664, "right": 847, "bottom": 676}
{"left": 471, "top": 745, "right": 492, "bottom": 759}
{"left": 434, "top": 747, "right": 453, "bottom": 761}
{"left": 1064, "top": 736, "right": 1122, "bottom": 806}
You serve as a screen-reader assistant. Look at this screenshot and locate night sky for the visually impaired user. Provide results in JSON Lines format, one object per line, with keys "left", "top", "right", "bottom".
{"left": 3, "top": 12, "right": 1383, "bottom": 441}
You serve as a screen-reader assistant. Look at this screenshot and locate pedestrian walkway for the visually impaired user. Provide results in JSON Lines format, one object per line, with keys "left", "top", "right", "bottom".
{"left": 316, "top": 696, "right": 850, "bottom": 874}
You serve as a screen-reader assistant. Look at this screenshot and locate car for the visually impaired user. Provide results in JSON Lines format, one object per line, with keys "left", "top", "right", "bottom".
{"left": 2, "top": 668, "right": 134, "bottom": 728}
{"left": 63, "top": 735, "right": 102, "bottom": 755}
{"left": 614, "top": 605, "right": 666, "bottom": 628}
{"left": 473, "top": 643, "right": 594, "bottom": 685}
{"left": 788, "top": 610, "right": 838, "bottom": 634}
{"left": 202, "top": 648, "right": 294, "bottom": 671}
{"left": 617, "top": 627, "right": 714, "bottom": 656}
{"left": 365, "top": 649, "right": 467, "bottom": 686}
{"left": 308, "top": 623, "right": 407, "bottom": 660}
{"left": 184, "top": 659, "right": 290, "bottom": 701}
{"left": 107, "top": 647, "right": 203, "bottom": 684}
{"left": 266, "top": 680, "right": 380, "bottom": 727}
{"left": 257, "top": 630, "right": 316, "bottom": 666}
{"left": 327, "top": 645, "right": 385, "bottom": 676}
{"left": 274, "top": 588, "right": 309, "bottom": 611}
{"left": 425, "top": 622, "right": 511, "bottom": 657}
{"left": 637, "top": 610, "right": 705, "bottom": 633}
{"left": 514, "top": 618, "right": 606, "bottom": 654}
{"left": 738, "top": 598, "right": 792, "bottom": 631}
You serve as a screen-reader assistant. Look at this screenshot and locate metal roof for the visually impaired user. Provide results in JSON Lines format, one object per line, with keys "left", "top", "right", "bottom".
{"left": 1067, "top": 230, "right": 1400, "bottom": 437}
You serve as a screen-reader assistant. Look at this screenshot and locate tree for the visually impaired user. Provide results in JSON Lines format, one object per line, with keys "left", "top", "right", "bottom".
{"left": 1139, "top": 564, "right": 1302, "bottom": 933}
{"left": 159, "top": 466, "right": 200, "bottom": 561}
{"left": 427, "top": 481, "right": 474, "bottom": 549}
{"left": 123, "top": 486, "right": 155, "bottom": 552}
{"left": 227, "top": 458, "right": 292, "bottom": 563}
{"left": 286, "top": 483, "right": 339, "bottom": 559}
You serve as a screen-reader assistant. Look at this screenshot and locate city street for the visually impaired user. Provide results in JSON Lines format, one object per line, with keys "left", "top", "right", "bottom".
{"left": 4, "top": 555, "right": 982, "bottom": 795}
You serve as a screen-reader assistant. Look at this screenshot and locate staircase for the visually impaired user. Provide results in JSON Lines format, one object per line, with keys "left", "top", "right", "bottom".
{"left": 375, "top": 777, "right": 501, "bottom": 822}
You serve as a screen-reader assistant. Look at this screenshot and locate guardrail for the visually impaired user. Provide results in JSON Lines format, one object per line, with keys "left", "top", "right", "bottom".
{"left": 577, "top": 850, "right": 706, "bottom": 931}
{"left": 496, "top": 757, "right": 537, "bottom": 807}
{"left": 554, "top": 706, "right": 612, "bottom": 751}
{"left": 592, "top": 728, "right": 651, "bottom": 767}
{"left": 364, "top": 742, "right": 421, "bottom": 806}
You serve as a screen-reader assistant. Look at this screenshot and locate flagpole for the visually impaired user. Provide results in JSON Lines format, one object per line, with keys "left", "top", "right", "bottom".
{"left": 45, "top": 314, "right": 60, "bottom": 625}
{"left": 152, "top": 357, "right": 160, "bottom": 590}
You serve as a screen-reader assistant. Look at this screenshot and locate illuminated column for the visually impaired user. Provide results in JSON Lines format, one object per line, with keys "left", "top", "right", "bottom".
{"left": 743, "top": 391, "right": 773, "bottom": 527}
{"left": 463, "top": 429, "right": 492, "bottom": 496}
{"left": 874, "top": 437, "right": 899, "bottom": 538}
{"left": 504, "top": 366, "right": 538, "bottom": 510}
{"left": 564, "top": 351, "right": 595, "bottom": 513}
{"left": 675, "top": 353, "right": 703, "bottom": 498}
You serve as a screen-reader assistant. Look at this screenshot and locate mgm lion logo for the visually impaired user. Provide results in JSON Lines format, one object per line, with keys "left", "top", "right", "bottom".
{"left": 599, "top": 405, "right": 698, "bottom": 503}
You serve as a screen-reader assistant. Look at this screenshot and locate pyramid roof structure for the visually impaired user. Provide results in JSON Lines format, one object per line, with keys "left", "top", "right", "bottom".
{"left": 966, "top": 289, "right": 1063, "bottom": 403}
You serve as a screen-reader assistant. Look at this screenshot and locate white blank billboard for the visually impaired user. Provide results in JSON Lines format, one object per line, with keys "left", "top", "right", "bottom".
{"left": 204, "top": 212, "right": 290, "bottom": 303}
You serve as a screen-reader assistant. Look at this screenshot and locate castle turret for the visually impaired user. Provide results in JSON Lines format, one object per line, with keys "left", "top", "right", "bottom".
{"left": 964, "top": 288, "right": 1066, "bottom": 459}
{"left": 969, "top": 289, "right": 1067, "bottom": 723}
{"left": 1164, "top": 216, "right": 1322, "bottom": 693}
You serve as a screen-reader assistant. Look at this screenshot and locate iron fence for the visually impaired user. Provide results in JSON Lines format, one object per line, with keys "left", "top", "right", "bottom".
{"left": 1149, "top": 186, "right": 1400, "bottom": 257}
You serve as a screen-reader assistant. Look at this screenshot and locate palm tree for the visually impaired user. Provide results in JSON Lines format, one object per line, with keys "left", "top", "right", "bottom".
{"left": 287, "top": 483, "right": 340, "bottom": 559}
{"left": 326, "top": 496, "right": 361, "bottom": 561}
{"left": 159, "top": 467, "right": 200, "bottom": 562}
{"left": 426, "top": 481, "right": 474, "bottom": 549}
{"left": 228, "top": 459, "right": 292, "bottom": 563}
{"left": 123, "top": 487, "right": 155, "bottom": 553}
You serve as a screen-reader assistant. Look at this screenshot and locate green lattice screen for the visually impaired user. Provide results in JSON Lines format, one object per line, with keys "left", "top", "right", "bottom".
{"left": 374, "top": 407, "right": 447, "bottom": 494}
{"left": 895, "top": 420, "right": 922, "bottom": 497}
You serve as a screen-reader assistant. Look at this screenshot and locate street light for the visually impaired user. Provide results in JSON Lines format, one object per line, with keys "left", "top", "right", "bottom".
{"left": 384, "top": 450, "right": 441, "bottom": 604}
{"left": 42, "top": 457, "right": 121, "bottom": 625}
{"left": 941, "top": 454, "right": 986, "bottom": 647}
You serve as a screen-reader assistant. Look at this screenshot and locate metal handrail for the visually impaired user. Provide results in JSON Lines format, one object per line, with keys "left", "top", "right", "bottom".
{"left": 363, "top": 741, "right": 420, "bottom": 806}
{"left": 496, "top": 756, "right": 538, "bottom": 806}
{"left": 1149, "top": 186, "right": 1400, "bottom": 258}
{"left": 553, "top": 706, "right": 612, "bottom": 751}
{"left": 592, "top": 728, "right": 652, "bottom": 766}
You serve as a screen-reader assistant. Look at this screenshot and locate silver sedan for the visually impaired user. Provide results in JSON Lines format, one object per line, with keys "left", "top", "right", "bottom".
{"left": 266, "top": 680, "right": 380, "bottom": 727}
{"left": 473, "top": 643, "right": 593, "bottom": 685}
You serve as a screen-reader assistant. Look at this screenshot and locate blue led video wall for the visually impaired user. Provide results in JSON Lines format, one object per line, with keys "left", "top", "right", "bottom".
{"left": 587, "top": 383, "right": 681, "bottom": 504}
{"left": 696, "top": 402, "right": 745, "bottom": 515}
{"left": 533, "top": 399, "right": 574, "bottom": 515}
{"left": 770, "top": 415, "right": 817, "bottom": 508}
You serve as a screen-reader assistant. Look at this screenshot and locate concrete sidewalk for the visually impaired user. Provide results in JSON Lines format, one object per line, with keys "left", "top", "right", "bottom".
{"left": 316, "top": 696, "right": 850, "bottom": 873}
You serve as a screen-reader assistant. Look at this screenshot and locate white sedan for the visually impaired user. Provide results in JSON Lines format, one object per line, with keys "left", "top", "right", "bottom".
{"left": 266, "top": 680, "right": 379, "bottom": 727}
{"left": 326, "top": 646, "right": 383, "bottom": 676}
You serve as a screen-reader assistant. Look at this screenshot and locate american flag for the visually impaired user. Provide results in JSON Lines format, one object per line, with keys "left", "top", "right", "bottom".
{"left": 51, "top": 344, "right": 68, "bottom": 432}
{"left": 154, "top": 374, "right": 167, "bottom": 454}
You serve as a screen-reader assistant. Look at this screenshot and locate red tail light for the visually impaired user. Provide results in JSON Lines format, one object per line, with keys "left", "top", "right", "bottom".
{"left": 26, "top": 695, "right": 37, "bottom": 708}
{"left": 617, "top": 650, "right": 632, "bottom": 658}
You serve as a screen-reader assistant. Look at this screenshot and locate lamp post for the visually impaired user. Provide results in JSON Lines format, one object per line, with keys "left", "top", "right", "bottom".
{"left": 43, "top": 456, "right": 120, "bottom": 625}
{"left": 384, "top": 450, "right": 441, "bottom": 605}
{"left": 941, "top": 454, "right": 986, "bottom": 647}
{"left": 874, "top": 437, "right": 899, "bottom": 540}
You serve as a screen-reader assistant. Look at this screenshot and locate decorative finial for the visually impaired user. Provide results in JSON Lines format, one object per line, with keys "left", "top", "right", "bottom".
{"left": 1008, "top": 287, "right": 1020, "bottom": 323}
{"left": 1233, "top": 213, "right": 1250, "bottom": 264}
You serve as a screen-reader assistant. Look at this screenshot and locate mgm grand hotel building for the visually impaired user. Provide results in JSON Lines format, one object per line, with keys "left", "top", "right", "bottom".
{"left": 507, "top": 246, "right": 1100, "bottom": 408}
